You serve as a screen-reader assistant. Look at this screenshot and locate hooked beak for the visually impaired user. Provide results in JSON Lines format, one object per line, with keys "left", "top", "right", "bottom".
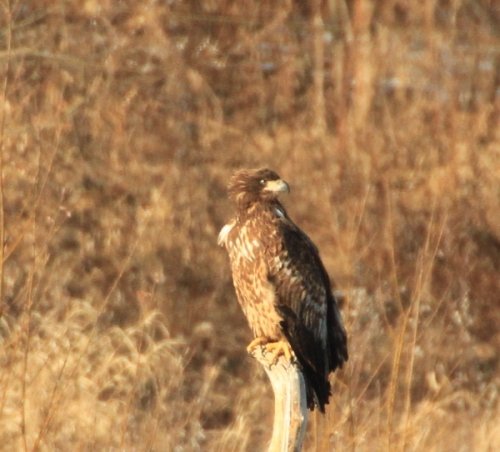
{"left": 263, "top": 179, "right": 290, "bottom": 194}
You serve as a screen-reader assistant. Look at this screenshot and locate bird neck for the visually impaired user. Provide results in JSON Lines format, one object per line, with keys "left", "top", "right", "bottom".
{"left": 236, "top": 199, "right": 285, "bottom": 221}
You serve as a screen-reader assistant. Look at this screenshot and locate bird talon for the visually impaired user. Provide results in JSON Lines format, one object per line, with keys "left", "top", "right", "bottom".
{"left": 246, "top": 336, "right": 269, "bottom": 355}
{"left": 263, "top": 339, "right": 294, "bottom": 364}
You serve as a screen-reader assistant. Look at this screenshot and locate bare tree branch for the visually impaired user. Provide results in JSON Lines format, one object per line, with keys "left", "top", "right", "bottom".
{"left": 251, "top": 346, "right": 309, "bottom": 452}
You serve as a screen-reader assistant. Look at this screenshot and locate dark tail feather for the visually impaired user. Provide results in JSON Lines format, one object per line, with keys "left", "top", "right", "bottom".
{"left": 276, "top": 305, "right": 331, "bottom": 412}
{"left": 327, "top": 292, "right": 349, "bottom": 372}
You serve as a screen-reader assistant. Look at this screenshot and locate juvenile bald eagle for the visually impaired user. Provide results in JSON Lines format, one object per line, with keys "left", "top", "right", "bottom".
{"left": 218, "top": 168, "right": 348, "bottom": 412}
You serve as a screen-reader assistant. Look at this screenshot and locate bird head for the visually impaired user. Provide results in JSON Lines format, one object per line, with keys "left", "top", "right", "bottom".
{"left": 228, "top": 168, "right": 290, "bottom": 208}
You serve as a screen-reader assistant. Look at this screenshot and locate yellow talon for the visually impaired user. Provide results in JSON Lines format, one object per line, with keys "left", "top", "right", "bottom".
{"left": 246, "top": 336, "right": 269, "bottom": 354}
{"left": 247, "top": 337, "right": 294, "bottom": 364}
{"left": 263, "top": 339, "right": 294, "bottom": 364}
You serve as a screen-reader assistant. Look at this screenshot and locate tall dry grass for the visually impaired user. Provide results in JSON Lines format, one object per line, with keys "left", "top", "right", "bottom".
{"left": 0, "top": 1, "right": 498, "bottom": 450}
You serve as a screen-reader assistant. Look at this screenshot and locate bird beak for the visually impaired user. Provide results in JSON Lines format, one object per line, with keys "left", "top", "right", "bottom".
{"left": 264, "top": 179, "right": 290, "bottom": 194}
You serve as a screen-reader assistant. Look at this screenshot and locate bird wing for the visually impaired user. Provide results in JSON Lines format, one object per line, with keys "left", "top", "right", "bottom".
{"left": 266, "top": 213, "right": 348, "bottom": 377}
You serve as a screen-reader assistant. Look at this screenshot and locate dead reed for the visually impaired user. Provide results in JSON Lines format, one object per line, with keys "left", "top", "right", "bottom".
{"left": 0, "top": 1, "right": 498, "bottom": 450}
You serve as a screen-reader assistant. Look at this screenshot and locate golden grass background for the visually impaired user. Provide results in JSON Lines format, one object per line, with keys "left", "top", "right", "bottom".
{"left": 0, "top": 1, "right": 498, "bottom": 450}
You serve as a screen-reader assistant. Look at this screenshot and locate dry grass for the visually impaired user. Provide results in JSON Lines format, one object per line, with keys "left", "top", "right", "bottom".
{"left": 0, "top": 1, "right": 498, "bottom": 450}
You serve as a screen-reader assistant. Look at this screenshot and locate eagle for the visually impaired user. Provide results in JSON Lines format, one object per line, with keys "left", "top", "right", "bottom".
{"left": 218, "top": 168, "right": 348, "bottom": 412}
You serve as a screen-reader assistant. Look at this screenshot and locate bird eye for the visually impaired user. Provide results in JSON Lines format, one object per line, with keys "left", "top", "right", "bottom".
{"left": 259, "top": 179, "right": 266, "bottom": 185}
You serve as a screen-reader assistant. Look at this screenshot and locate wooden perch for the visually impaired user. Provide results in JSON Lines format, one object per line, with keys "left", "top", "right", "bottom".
{"left": 251, "top": 346, "right": 309, "bottom": 452}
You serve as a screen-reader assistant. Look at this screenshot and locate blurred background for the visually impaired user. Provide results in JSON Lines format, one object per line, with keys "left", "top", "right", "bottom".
{"left": 0, "top": 1, "right": 498, "bottom": 450}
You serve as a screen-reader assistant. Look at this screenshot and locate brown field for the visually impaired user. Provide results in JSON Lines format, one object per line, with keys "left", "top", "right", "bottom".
{"left": 0, "top": 1, "right": 498, "bottom": 451}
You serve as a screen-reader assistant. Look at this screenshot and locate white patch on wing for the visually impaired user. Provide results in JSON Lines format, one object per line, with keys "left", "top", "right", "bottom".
{"left": 282, "top": 266, "right": 293, "bottom": 278}
{"left": 218, "top": 222, "right": 234, "bottom": 247}
{"left": 274, "top": 207, "right": 285, "bottom": 218}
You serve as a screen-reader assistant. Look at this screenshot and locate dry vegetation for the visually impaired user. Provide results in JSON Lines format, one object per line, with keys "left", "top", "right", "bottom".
{"left": 0, "top": 0, "right": 498, "bottom": 450}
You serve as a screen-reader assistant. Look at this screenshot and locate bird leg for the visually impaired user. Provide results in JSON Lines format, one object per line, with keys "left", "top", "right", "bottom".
{"left": 264, "top": 339, "right": 294, "bottom": 364}
{"left": 247, "top": 336, "right": 269, "bottom": 355}
{"left": 246, "top": 336, "right": 270, "bottom": 354}
{"left": 247, "top": 337, "right": 294, "bottom": 364}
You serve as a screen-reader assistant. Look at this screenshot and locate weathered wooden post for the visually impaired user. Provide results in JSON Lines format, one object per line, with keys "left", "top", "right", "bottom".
{"left": 251, "top": 346, "right": 308, "bottom": 452}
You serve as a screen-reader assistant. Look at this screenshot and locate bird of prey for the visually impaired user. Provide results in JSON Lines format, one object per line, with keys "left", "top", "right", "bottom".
{"left": 218, "top": 168, "right": 348, "bottom": 411}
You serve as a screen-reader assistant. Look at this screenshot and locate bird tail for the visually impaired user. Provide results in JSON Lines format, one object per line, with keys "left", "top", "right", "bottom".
{"left": 276, "top": 304, "right": 331, "bottom": 412}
